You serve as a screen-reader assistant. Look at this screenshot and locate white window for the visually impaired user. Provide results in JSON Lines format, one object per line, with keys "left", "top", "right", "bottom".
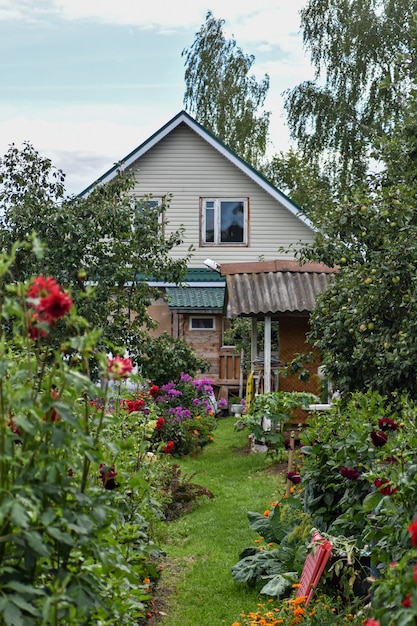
{"left": 189, "top": 317, "right": 216, "bottom": 330}
{"left": 201, "top": 198, "right": 248, "bottom": 246}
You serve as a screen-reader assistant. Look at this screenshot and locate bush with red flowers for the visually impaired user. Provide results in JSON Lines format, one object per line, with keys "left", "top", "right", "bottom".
{"left": 0, "top": 252, "right": 163, "bottom": 624}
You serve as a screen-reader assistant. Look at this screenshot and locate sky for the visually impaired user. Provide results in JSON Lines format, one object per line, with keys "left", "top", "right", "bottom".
{"left": 0, "top": 0, "right": 314, "bottom": 195}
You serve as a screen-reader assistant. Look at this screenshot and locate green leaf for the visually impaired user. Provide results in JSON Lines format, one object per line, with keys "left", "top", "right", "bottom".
{"left": 259, "top": 572, "right": 298, "bottom": 597}
{"left": 3, "top": 602, "right": 23, "bottom": 626}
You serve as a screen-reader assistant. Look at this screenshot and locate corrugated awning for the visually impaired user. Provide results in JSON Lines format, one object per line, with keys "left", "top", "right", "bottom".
{"left": 166, "top": 286, "right": 225, "bottom": 312}
{"left": 222, "top": 260, "right": 336, "bottom": 319}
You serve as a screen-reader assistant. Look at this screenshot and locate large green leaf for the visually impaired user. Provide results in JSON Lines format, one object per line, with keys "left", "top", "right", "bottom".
{"left": 260, "top": 571, "right": 298, "bottom": 597}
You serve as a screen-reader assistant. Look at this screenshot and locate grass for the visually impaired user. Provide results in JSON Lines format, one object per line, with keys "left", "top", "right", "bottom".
{"left": 152, "top": 416, "right": 285, "bottom": 626}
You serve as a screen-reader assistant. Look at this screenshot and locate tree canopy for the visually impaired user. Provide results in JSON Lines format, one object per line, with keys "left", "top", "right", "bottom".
{"left": 0, "top": 142, "right": 192, "bottom": 365}
{"left": 297, "top": 82, "right": 417, "bottom": 399}
{"left": 284, "top": 0, "right": 417, "bottom": 191}
{"left": 182, "top": 11, "right": 270, "bottom": 169}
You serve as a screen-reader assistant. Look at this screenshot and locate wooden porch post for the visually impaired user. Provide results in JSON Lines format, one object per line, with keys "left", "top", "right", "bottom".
{"left": 264, "top": 316, "right": 271, "bottom": 394}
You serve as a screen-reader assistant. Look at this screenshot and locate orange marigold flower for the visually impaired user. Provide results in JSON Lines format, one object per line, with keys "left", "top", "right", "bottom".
{"left": 263, "top": 510, "right": 270, "bottom": 517}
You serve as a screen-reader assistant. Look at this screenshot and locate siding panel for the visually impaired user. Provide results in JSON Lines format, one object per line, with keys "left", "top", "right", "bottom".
{"left": 128, "top": 123, "right": 314, "bottom": 267}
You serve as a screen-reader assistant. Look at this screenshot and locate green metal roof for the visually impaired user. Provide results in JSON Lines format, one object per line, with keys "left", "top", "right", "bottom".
{"left": 183, "top": 267, "right": 225, "bottom": 283}
{"left": 166, "top": 286, "right": 225, "bottom": 311}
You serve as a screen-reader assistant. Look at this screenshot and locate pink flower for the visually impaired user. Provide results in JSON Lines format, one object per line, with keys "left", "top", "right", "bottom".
{"left": 364, "top": 620, "right": 380, "bottom": 626}
{"left": 107, "top": 356, "right": 133, "bottom": 378}
{"left": 408, "top": 520, "right": 417, "bottom": 547}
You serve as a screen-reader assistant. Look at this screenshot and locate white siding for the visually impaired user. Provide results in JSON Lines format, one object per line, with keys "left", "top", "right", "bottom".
{"left": 128, "top": 123, "right": 314, "bottom": 268}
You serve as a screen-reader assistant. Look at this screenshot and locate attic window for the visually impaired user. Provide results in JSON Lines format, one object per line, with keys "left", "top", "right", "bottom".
{"left": 201, "top": 198, "right": 248, "bottom": 246}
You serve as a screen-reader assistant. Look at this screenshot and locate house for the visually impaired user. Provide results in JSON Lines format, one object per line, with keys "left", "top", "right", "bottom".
{"left": 81, "top": 111, "right": 323, "bottom": 396}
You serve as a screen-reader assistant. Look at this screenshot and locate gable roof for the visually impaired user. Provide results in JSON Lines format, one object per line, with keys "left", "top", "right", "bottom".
{"left": 222, "top": 259, "right": 337, "bottom": 319}
{"left": 80, "top": 110, "right": 313, "bottom": 230}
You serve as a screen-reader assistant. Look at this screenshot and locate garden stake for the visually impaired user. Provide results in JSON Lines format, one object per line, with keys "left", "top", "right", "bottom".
{"left": 286, "top": 430, "right": 295, "bottom": 497}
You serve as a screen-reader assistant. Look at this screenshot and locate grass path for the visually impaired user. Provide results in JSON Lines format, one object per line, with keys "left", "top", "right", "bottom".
{"left": 152, "top": 417, "right": 285, "bottom": 625}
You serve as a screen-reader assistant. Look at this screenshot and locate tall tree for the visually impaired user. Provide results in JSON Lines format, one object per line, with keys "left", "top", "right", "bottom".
{"left": 284, "top": 0, "right": 417, "bottom": 191}
{"left": 261, "top": 148, "right": 335, "bottom": 219}
{"left": 0, "top": 142, "right": 191, "bottom": 364}
{"left": 182, "top": 11, "right": 270, "bottom": 169}
{"left": 297, "top": 82, "right": 417, "bottom": 399}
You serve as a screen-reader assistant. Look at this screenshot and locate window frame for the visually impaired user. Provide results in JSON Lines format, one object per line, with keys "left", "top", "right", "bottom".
{"left": 201, "top": 197, "right": 248, "bottom": 246}
{"left": 189, "top": 316, "right": 216, "bottom": 331}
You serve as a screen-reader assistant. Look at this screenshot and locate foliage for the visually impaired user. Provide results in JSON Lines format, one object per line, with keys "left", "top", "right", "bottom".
{"left": 235, "top": 392, "right": 319, "bottom": 456}
{"left": 296, "top": 391, "right": 417, "bottom": 622}
{"left": 0, "top": 245, "right": 163, "bottom": 625}
{"left": 139, "top": 332, "right": 209, "bottom": 386}
{"left": 0, "top": 142, "right": 192, "bottom": 367}
{"left": 182, "top": 11, "right": 270, "bottom": 169}
{"left": 283, "top": 0, "right": 417, "bottom": 191}
{"left": 298, "top": 171, "right": 417, "bottom": 398}
{"left": 231, "top": 497, "right": 311, "bottom": 597}
{"left": 261, "top": 148, "right": 334, "bottom": 220}
{"left": 158, "top": 464, "right": 214, "bottom": 521}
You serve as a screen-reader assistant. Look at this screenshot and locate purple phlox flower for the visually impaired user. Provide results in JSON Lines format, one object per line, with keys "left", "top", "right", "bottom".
{"left": 168, "top": 406, "right": 192, "bottom": 420}
{"left": 161, "top": 381, "right": 176, "bottom": 392}
{"left": 218, "top": 398, "right": 228, "bottom": 409}
{"left": 371, "top": 430, "right": 388, "bottom": 447}
{"left": 192, "top": 398, "right": 200, "bottom": 405}
{"left": 340, "top": 466, "right": 361, "bottom": 480}
{"left": 180, "top": 372, "right": 193, "bottom": 382}
{"left": 192, "top": 377, "right": 214, "bottom": 395}
{"left": 286, "top": 471, "right": 301, "bottom": 484}
{"left": 166, "top": 388, "right": 182, "bottom": 398}
{"left": 378, "top": 417, "right": 399, "bottom": 431}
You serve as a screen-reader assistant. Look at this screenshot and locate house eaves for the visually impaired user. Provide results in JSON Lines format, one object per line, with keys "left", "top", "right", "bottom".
{"left": 79, "top": 110, "right": 313, "bottom": 230}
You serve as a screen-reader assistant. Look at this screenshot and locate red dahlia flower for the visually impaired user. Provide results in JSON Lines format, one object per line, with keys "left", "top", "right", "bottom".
{"left": 378, "top": 417, "right": 399, "bottom": 431}
{"left": 408, "top": 520, "right": 417, "bottom": 547}
{"left": 286, "top": 471, "right": 301, "bottom": 484}
{"left": 27, "top": 276, "right": 73, "bottom": 321}
{"left": 163, "top": 440, "right": 174, "bottom": 454}
{"left": 340, "top": 466, "right": 361, "bottom": 480}
{"left": 155, "top": 417, "right": 165, "bottom": 430}
{"left": 99, "top": 464, "right": 119, "bottom": 490}
{"left": 125, "top": 398, "right": 145, "bottom": 413}
{"left": 370, "top": 430, "right": 388, "bottom": 447}
{"left": 374, "top": 478, "right": 397, "bottom": 496}
{"left": 149, "top": 384, "right": 159, "bottom": 397}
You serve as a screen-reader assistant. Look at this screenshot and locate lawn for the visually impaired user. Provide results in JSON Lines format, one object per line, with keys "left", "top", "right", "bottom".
{"left": 151, "top": 416, "right": 285, "bottom": 626}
